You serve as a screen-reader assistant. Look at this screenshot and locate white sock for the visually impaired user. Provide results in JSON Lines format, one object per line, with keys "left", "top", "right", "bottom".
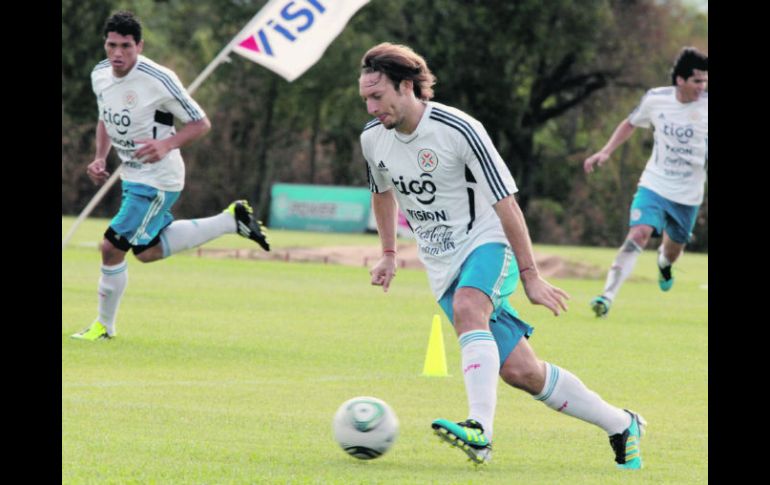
{"left": 602, "top": 239, "right": 642, "bottom": 301}
{"left": 159, "top": 212, "right": 236, "bottom": 258}
{"left": 658, "top": 247, "right": 672, "bottom": 268}
{"left": 97, "top": 261, "right": 128, "bottom": 336}
{"left": 534, "top": 362, "right": 631, "bottom": 435}
{"left": 459, "top": 330, "right": 500, "bottom": 439}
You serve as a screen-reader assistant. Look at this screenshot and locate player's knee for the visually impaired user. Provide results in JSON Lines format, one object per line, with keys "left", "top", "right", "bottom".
{"left": 628, "top": 227, "right": 651, "bottom": 248}
{"left": 452, "top": 290, "right": 487, "bottom": 319}
{"left": 452, "top": 297, "right": 489, "bottom": 333}
{"left": 100, "top": 238, "right": 126, "bottom": 265}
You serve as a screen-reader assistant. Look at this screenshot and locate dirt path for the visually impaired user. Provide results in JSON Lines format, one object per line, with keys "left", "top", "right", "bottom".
{"left": 196, "top": 243, "right": 605, "bottom": 279}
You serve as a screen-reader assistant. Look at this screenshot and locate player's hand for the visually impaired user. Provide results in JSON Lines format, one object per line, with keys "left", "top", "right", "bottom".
{"left": 370, "top": 254, "right": 397, "bottom": 292}
{"left": 134, "top": 138, "right": 171, "bottom": 164}
{"left": 583, "top": 152, "right": 610, "bottom": 174}
{"left": 86, "top": 158, "right": 110, "bottom": 185}
{"left": 521, "top": 271, "right": 570, "bottom": 316}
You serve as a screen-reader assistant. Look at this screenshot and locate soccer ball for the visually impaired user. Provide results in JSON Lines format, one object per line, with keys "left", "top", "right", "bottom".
{"left": 332, "top": 396, "right": 399, "bottom": 460}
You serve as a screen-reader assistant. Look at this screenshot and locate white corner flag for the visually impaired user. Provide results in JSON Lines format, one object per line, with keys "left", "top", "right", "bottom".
{"left": 231, "top": 0, "right": 371, "bottom": 82}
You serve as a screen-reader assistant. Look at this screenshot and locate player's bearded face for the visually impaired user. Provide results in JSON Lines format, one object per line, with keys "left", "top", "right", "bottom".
{"left": 359, "top": 72, "right": 408, "bottom": 130}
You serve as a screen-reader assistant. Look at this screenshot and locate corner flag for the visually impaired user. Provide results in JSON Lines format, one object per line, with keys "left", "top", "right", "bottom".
{"left": 231, "top": 0, "right": 370, "bottom": 82}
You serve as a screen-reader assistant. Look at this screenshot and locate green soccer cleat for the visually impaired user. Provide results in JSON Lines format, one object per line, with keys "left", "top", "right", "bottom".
{"left": 225, "top": 200, "right": 270, "bottom": 251}
{"left": 70, "top": 321, "right": 111, "bottom": 341}
{"left": 590, "top": 295, "right": 611, "bottom": 318}
{"left": 609, "top": 409, "right": 646, "bottom": 470}
{"left": 431, "top": 418, "right": 492, "bottom": 464}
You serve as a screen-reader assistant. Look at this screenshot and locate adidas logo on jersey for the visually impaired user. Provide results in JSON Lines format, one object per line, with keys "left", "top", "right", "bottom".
{"left": 377, "top": 160, "right": 388, "bottom": 171}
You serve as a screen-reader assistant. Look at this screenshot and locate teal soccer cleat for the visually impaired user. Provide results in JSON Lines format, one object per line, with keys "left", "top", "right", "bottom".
{"left": 657, "top": 246, "right": 674, "bottom": 292}
{"left": 658, "top": 263, "right": 674, "bottom": 292}
{"left": 609, "top": 409, "right": 646, "bottom": 470}
{"left": 590, "top": 295, "right": 612, "bottom": 318}
{"left": 431, "top": 418, "right": 492, "bottom": 464}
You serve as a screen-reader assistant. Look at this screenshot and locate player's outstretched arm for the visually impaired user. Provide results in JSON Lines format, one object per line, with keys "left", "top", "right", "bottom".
{"left": 583, "top": 119, "right": 636, "bottom": 173}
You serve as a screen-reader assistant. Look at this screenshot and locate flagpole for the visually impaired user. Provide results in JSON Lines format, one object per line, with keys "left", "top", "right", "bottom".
{"left": 186, "top": 7, "right": 265, "bottom": 95}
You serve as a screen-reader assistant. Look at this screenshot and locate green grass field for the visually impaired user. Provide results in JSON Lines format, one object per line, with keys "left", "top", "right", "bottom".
{"left": 62, "top": 217, "right": 707, "bottom": 484}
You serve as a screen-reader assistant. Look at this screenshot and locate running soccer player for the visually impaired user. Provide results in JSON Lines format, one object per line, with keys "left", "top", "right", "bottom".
{"left": 358, "top": 42, "right": 645, "bottom": 468}
{"left": 71, "top": 11, "right": 270, "bottom": 341}
{"left": 584, "top": 47, "right": 708, "bottom": 318}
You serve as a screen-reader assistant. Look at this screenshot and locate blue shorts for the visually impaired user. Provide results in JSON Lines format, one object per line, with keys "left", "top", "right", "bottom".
{"left": 438, "top": 243, "right": 534, "bottom": 367}
{"left": 629, "top": 186, "right": 700, "bottom": 244}
{"left": 109, "top": 181, "right": 180, "bottom": 247}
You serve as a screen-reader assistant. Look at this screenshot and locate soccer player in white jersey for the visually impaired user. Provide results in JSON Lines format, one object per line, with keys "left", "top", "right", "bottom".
{"left": 359, "top": 43, "right": 645, "bottom": 468}
{"left": 584, "top": 47, "right": 708, "bottom": 318}
{"left": 71, "top": 11, "right": 270, "bottom": 341}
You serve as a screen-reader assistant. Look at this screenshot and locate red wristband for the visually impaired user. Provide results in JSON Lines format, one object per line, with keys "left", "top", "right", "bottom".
{"left": 383, "top": 249, "right": 397, "bottom": 255}
{"left": 519, "top": 266, "right": 534, "bottom": 274}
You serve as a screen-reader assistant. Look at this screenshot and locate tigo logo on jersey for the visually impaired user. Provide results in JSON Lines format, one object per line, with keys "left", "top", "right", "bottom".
{"left": 103, "top": 107, "right": 132, "bottom": 136}
{"left": 662, "top": 122, "right": 695, "bottom": 144}
{"left": 417, "top": 149, "right": 438, "bottom": 172}
{"left": 238, "top": 0, "right": 327, "bottom": 57}
{"left": 393, "top": 173, "right": 437, "bottom": 205}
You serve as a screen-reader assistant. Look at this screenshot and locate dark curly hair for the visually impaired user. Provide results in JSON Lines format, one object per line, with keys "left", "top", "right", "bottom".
{"left": 103, "top": 11, "right": 142, "bottom": 43}
{"left": 670, "top": 47, "right": 707, "bottom": 85}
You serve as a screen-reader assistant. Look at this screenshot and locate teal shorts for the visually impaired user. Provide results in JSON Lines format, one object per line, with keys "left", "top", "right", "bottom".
{"left": 109, "top": 181, "right": 181, "bottom": 247}
{"left": 630, "top": 186, "right": 700, "bottom": 244}
{"left": 438, "top": 243, "right": 534, "bottom": 367}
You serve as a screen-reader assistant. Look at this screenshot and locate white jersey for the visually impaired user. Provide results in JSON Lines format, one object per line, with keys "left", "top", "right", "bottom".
{"left": 91, "top": 55, "right": 206, "bottom": 192}
{"left": 628, "top": 87, "right": 708, "bottom": 206}
{"left": 361, "top": 101, "right": 518, "bottom": 300}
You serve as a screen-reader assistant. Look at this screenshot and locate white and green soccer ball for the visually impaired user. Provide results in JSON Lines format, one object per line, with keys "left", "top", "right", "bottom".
{"left": 332, "top": 396, "right": 399, "bottom": 460}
